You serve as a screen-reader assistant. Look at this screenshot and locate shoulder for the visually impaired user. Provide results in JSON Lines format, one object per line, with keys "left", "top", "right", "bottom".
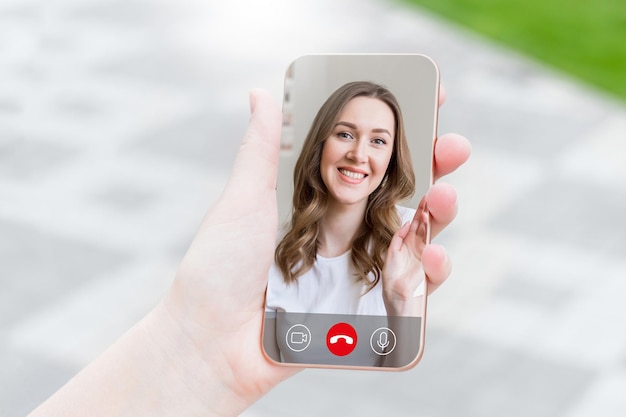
{"left": 395, "top": 205, "right": 416, "bottom": 224}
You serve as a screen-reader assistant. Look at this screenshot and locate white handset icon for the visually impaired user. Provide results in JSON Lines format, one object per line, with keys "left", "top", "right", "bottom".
{"left": 330, "top": 334, "right": 354, "bottom": 345}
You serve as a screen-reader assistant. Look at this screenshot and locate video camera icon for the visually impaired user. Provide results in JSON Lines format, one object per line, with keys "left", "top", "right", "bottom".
{"left": 285, "top": 324, "right": 311, "bottom": 352}
{"left": 291, "top": 331, "right": 308, "bottom": 344}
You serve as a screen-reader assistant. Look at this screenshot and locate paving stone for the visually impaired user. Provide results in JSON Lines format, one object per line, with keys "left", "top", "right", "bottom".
{"left": 128, "top": 111, "right": 245, "bottom": 170}
{"left": 0, "top": 134, "right": 78, "bottom": 180}
{"left": 0, "top": 219, "right": 130, "bottom": 326}
{"left": 92, "top": 50, "right": 209, "bottom": 88}
{"left": 0, "top": 97, "right": 21, "bottom": 114}
{"left": 88, "top": 183, "right": 158, "bottom": 211}
{"left": 0, "top": 343, "right": 78, "bottom": 417}
{"left": 66, "top": 0, "right": 158, "bottom": 26}
{"left": 252, "top": 329, "right": 594, "bottom": 417}
{"left": 489, "top": 179, "right": 626, "bottom": 257}
{"left": 495, "top": 273, "right": 575, "bottom": 311}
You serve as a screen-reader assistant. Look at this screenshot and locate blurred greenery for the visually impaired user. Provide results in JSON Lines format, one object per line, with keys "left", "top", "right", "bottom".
{"left": 402, "top": 0, "right": 626, "bottom": 101}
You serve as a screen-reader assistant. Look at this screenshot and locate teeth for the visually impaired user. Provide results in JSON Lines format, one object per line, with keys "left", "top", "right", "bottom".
{"left": 339, "top": 169, "right": 365, "bottom": 179}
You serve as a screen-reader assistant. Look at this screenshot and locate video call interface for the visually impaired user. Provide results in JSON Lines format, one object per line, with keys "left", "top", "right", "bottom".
{"left": 263, "top": 55, "right": 438, "bottom": 368}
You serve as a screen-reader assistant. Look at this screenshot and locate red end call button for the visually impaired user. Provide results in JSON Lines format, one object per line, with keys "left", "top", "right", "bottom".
{"left": 326, "top": 322, "right": 358, "bottom": 356}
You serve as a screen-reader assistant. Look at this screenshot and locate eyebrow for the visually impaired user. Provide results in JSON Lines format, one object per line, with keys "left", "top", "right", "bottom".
{"left": 334, "top": 121, "right": 392, "bottom": 137}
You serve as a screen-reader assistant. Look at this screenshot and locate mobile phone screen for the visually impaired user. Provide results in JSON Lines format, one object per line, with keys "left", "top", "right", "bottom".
{"left": 262, "top": 54, "right": 439, "bottom": 369}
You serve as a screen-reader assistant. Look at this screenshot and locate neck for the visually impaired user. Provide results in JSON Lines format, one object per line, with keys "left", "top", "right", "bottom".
{"left": 317, "top": 199, "right": 367, "bottom": 258}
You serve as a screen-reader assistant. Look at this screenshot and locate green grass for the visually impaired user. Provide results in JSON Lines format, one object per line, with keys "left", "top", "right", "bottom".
{"left": 402, "top": 0, "right": 626, "bottom": 101}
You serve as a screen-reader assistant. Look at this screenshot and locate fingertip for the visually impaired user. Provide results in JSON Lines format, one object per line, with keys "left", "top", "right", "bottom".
{"left": 443, "top": 133, "right": 472, "bottom": 162}
{"left": 423, "top": 243, "right": 448, "bottom": 265}
{"left": 426, "top": 182, "right": 458, "bottom": 219}
{"left": 246, "top": 89, "right": 281, "bottom": 144}
{"left": 434, "top": 133, "right": 471, "bottom": 179}
{"left": 249, "top": 88, "right": 258, "bottom": 114}
{"left": 427, "top": 181, "right": 457, "bottom": 201}
{"left": 456, "top": 133, "right": 472, "bottom": 161}
{"left": 248, "top": 88, "right": 278, "bottom": 116}
{"left": 393, "top": 221, "right": 411, "bottom": 244}
{"left": 422, "top": 243, "right": 451, "bottom": 290}
{"left": 228, "top": 89, "right": 281, "bottom": 192}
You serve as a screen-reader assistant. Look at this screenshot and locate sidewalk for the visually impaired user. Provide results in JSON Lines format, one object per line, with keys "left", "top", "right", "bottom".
{"left": 1, "top": 0, "right": 625, "bottom": 416}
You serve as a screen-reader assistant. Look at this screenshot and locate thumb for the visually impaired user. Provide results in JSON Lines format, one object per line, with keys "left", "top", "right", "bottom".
{"left": 228, "top": 89, "right": 281, "bottom": 194}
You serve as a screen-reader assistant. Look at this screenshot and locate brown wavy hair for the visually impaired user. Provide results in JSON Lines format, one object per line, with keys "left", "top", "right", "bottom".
{"left": 275, "top": 81, "right": 415, "bottom": 291}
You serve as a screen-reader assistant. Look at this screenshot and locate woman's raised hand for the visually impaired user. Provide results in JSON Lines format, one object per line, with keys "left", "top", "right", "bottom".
{"left": 382, "top": 197, "right": 429, "bottom": 316}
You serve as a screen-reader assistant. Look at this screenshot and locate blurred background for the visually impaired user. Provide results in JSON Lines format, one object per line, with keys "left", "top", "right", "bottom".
{"left": 1, "top": 0, "right": 625, "bottom": 415}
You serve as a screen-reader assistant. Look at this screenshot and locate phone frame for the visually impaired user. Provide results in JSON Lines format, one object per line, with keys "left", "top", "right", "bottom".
{"left": 262, "top": 53, "right": 439, "bottom": 371}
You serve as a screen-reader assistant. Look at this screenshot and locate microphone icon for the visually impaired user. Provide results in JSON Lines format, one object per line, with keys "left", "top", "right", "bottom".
{"left": 377, "top": 331, "right": 390, "bottom": 349}
{"left": 370, "top": 327, "right": 396, "bottom": 355}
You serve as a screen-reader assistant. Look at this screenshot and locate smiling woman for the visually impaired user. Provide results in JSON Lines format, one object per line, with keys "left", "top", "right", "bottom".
{"left": 264, "top": 80, "right": 430, "bottom": 367}
{"left": 261, "top": 55, "right": 441, "bottom": 369}
{"left": 321, "top": 97, "right": 396, "bottom": 211}
{"left": 270, "top": 81, "right": 419, "bottom": 311}
{"left": 262, "top": 80, "right": 433, "bottom": 356}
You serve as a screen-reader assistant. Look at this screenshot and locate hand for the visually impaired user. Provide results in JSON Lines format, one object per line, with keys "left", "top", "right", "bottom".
{"left": 160, "top": 89, "right": 299, "bottom": 414}
{"left": 28, "top": 87, "right": 470, "bottom": 417}
{"left": 382, "top": 86, "right": 471, "bottom": 315}
{"left": 159, "top": 87, "right": 469, "bottom": 413}
{"left": 382, "top": 197, "right": 429, "bottom": 316}
{"left": 27, "top": 89, "right": 297, "bottom": 417}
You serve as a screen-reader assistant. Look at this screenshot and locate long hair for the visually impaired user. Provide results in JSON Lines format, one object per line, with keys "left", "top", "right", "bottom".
{"left": 275, "top": 81, "right": 415, "bottom": 291}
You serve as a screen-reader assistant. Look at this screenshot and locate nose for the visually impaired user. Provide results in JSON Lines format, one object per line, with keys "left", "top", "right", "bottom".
{"left": 346, "top": 138, "right": 368, "bottom": 163}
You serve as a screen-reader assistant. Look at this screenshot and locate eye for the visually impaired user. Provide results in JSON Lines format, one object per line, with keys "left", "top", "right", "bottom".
{"left": 371, "top": 138, "right": 387, "bottom": 145}
{"left": 337, "top": 131, "right": 354, "bottom": 140}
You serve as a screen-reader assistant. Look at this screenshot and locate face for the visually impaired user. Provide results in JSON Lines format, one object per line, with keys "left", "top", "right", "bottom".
{"left": 320, "top": 96, "right": 395, "bottom": 209}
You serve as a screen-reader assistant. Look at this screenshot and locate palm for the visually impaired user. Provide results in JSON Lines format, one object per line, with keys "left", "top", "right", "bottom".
{"left": 383, "top": 198, "right": 428, "bottom": 301}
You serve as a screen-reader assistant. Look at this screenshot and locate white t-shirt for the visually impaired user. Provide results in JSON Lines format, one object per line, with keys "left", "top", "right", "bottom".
{"left": 265, "top": 205, "right": 422, "bottom": 316}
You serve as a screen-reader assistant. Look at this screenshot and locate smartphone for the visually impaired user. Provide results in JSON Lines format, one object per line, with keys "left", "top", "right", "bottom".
{"left": 262, "top": 54, "right": 439, "bottom": 370}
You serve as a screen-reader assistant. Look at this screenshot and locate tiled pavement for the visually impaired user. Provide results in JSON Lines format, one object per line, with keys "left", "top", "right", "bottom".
{"left": 1, "top": 0, "right": 626, "bottom": 416}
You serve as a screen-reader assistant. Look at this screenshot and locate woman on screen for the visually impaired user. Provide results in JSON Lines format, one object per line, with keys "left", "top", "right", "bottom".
{"left": 266, "top": 81, "right": 427, "bottom": 318}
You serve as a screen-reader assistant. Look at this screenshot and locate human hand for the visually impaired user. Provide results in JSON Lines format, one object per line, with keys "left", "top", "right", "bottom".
{"left": 382, "top": 198, "right": 429, "bottom": 316}
{"left": 156, "top": 87, "right": 470, "bottom": 413}
{"left": 382, "top": 86, "right": 470, "bottom": 315}
{"left": 28, "top": 87, "right": 469, "bottom": 417}
{"left": 27, "top": 89, "right": 292, "bottom": 417}
{"left": 157, "top": 89, "right": 299, "bottom": 415}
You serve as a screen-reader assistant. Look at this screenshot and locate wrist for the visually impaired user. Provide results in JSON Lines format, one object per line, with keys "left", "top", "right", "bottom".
{"left": 383, "top": 290, "right": 421, "bottom": 317}
{"left": 144, "top": 301, "right": 252, "bottom": 417}
{"left": 157, "top": 291, "right": 299, "bottom": 415}
{"left": 28, "top": 302, "right": 249, "bottom": 417}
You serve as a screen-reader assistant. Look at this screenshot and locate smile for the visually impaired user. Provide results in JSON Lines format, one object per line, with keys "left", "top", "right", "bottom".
{"left": 338, "top": 168, "right": 367, "bottom": 180}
